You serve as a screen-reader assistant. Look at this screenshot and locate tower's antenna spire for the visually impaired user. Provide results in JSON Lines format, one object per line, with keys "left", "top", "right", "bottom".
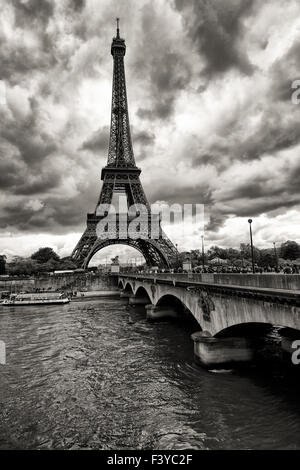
{"left": 116, "top": 17, "right": 120, "bottom": 38}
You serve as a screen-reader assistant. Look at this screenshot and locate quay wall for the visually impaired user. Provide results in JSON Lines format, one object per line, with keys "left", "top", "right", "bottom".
{"left": 0, "top": 278, "right": 35, "bottom": 293}
{"left": 0, "top": 273, "right": 119, "bottom": 294}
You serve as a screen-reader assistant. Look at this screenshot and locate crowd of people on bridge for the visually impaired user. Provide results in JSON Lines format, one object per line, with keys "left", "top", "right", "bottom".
{"left": 138, "top": 264, "right": 300, "bottom": 275}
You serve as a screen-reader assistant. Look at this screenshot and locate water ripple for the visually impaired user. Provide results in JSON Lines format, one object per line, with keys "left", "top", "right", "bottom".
{"left": 0, "top": 299, "right": 300, "bottom": 449}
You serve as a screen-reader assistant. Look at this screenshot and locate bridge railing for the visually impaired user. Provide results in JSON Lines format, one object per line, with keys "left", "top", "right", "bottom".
{"left": 119, "top": 273, "right": 300, "bottom": 291}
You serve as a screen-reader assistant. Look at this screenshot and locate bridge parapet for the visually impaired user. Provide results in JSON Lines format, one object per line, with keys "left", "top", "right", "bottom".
{"left": 120, "top": 273, "right": 300, "bottom": 291}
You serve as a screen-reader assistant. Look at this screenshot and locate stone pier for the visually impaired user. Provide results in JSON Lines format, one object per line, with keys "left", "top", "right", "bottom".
{"left": 120, "top": 291, "right": 131, "bottom": 299}
{"left": 146, "top": 304, "right": 179, "bottom": 321}
{"left": 281, "top": 336, "right": 295, "bottom": 354}
{"left": 191, "top": 331, "right": 254, "bottom": 368}
{"left": 128, "top": 296, "right": 150, "bottom": 306}
{"left": 281, "top": 334, "right": 300, "bottom": 355}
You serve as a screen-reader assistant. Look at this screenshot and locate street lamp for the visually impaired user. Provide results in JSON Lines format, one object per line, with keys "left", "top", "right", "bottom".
{"left": 201, "top": 235, "right": 205, "bottom": 270}
{"left": 273, "top": 242, "right": 278, "bottom": 270}
{"left": 248, "top": 219, "right": 255, "bottom": 274}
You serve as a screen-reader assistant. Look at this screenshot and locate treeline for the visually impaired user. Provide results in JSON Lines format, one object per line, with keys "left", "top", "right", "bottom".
{"left": 0, "top": 248, "right": 77, "bottom": 276}
{"left": 0, "top": 240, "right": 300, "bottom": 275}
{"left": 185, "top": 240, "right": 300, "bottom": 267}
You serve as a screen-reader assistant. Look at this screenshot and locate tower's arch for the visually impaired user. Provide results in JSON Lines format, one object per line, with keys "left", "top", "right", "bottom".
{"left": 82, "top": 239, "right": 170, "bottom": 269}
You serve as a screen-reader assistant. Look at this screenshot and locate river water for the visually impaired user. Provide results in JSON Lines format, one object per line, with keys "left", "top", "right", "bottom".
{"left": 0, "top": 298, "right": 300, "bottom": 450}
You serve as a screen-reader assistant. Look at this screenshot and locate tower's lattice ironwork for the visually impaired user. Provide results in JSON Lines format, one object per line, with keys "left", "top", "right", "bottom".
{"left": 71, "top": 21, "right": 178, "bottom": 268}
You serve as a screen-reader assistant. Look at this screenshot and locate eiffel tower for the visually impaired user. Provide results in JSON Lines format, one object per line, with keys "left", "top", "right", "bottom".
{"left": 71, "top": 20, "right": 178, "bottom": 268}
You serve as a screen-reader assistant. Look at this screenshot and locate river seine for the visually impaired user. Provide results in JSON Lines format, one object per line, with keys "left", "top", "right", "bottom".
{"left": 0, "top": 298, "right": 300, "bottom": 450}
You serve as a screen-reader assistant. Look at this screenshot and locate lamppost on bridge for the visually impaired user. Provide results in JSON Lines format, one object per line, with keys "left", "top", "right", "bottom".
{"left": 248, "top": 219, "right": 255, "bottom": 274}
{"left": 201, "top": 235, "right": 205, "bottom": 270}
{"left": 273, "top": 242, "right": 278, "bottom": 271}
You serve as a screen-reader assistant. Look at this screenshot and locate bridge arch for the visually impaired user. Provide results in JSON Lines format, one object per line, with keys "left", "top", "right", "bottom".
{"left": 124, "top": 282, "right": 134, "bottom": 294}
{"left": 215, "top": 322, "right": 273, "bottom": 338}
{"left": 211, "top": 301, "right": 300, "bottom": 338}
{"left": 135, "top": 286, "right": 152, "bottom": 303}
{"left": 156, "top": 294, "right": 187, "bottom": 313}
{"left": 156, "top": 293, "right": 200, "bottom": 326}
{"left": 155, "top": 288, "right": 194, "bottom": 308}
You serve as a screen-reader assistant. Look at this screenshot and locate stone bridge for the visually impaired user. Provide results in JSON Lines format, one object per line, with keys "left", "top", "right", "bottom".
{"left": 118, "top": 273, "right": 300, "bottom": 367}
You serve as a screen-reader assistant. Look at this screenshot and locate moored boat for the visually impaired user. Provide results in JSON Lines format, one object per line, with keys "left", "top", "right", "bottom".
{"left": 2, "top": 292, "right": 70, "bottom": 306}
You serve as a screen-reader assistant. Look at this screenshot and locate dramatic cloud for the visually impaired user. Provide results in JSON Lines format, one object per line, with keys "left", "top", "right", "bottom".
{"left": 81, "top": 126, "right": 110, "bottom": 152}
{"left": 174, "top": 0, "right": 255, "bottom": 76}
{"left": 0, "top": 0, "right": 300, "bottom": 261}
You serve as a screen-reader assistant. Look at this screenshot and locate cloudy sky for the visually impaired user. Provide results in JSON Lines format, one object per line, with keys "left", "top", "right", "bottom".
{"left": 0, "top": 0, "right": 300, "bottom": 263}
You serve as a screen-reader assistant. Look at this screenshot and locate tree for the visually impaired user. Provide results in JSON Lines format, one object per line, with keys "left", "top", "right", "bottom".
{"left": 0, "top": 255, "right": 6, "bottom": 275}
{"left": 190, "top": 250, "right": 202, "bottom": 266}
{"left": 7, "top": 257, "right": 40, "bottom": 276}
{"left": 280, "top": 241, "right": 300, "bottom": 260}
{"left": 36, "top": 259, "right": 60, "bottom": 273}
{"left": 240, "top": 243, "right": 251, "bottom": 259}
{"left": 259, "top": 250, "right": 276, "bottom": 268}
{"left": 207, "top": 246, "right": 228, "bottom": 260}
{"left": 226, "top": 248, "right": 240, "bottom": 261}
{"left": 240, "top": 243, "right": 261, "bottom": 264}
{"left": 173, "top": 251, "right": 186, "bottom": 269}
{"left": 57, "top": 257, "right": 78, "bottom": 270}
{"left": 31, "top": 247, "right": 60, "bottom": 263}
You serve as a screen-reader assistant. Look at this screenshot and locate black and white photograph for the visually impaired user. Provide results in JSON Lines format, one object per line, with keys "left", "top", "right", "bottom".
{"left": 0, "top": 0, "right": 300, "bottom": 460}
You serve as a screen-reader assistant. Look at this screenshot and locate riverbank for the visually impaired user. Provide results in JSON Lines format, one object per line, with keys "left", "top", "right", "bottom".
{"left": 0, "top": 272, "right": 119, "bottom": 297}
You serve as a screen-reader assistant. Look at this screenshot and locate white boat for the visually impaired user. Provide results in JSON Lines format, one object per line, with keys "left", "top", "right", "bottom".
{"left": 2, "top": 292, "right": 70, "bottom": 306}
